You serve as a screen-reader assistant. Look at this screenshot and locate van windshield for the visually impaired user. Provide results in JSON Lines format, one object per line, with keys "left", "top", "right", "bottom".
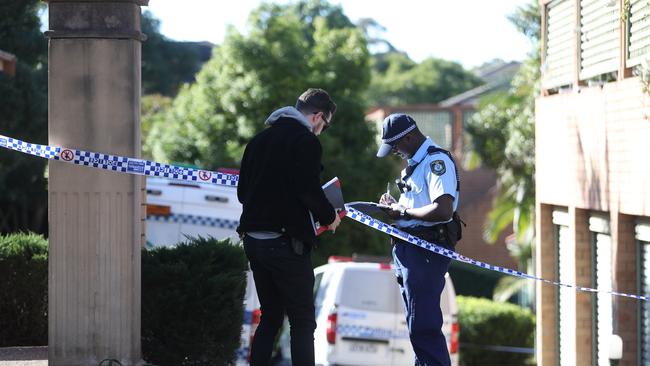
{"left": 339, "top": 269, "right": 401, "bottom": 313}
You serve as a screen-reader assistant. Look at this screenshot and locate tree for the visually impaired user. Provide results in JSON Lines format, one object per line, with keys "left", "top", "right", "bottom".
{"left": 144, "top": 0, "right": 394, "bottom": 265}
{"left": 367, "top": 52, "right": 483, "bottom": 107}
{"left": 466, "top": 1, "right": 540, "bottom": 305}
{"left": 355, "top": 16, "right": 482, "bottom": 108}
{"left": 0, "top": 0, "right": 48, "bottom": 235}
{"left": 141, "top": 11, "right": 204, "bottom": 96}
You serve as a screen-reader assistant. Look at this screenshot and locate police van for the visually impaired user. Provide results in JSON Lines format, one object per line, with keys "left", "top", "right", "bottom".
{"left": 146, "top": 175, "right": 459, "bottom": 366}
{"left": 144, "top": 171, "right": 259, "bottom": 366}
{"left": 278, "top": 256, "right": 459, "bottom": 366}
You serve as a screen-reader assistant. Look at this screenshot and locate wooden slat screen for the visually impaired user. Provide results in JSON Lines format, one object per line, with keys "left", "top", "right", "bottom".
{"left": 543, "top": 0, "right": 577, "bottom": 89}
{"left": 628, "top": 0, "right": 650, "bottom": 66}
{"left": 579, "top": 0, "right": 620, "bottom": 80}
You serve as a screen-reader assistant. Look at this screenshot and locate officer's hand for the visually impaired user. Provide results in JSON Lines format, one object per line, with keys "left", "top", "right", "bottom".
{"left": 386, "top": 203, "right": 406, "bottom": 220}
{"left": 328, "top": 210, "right": 342, "bottom": 233}
{"left": 379, "top": 193, "right": 397, "bottom": 205}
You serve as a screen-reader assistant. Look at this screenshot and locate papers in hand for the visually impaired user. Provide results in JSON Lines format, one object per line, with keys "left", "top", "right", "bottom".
{"left": 311, "top": 177, "right": 347, "bottom": 236}
{"left": 345, "top": 201, "right": 393, "bottom": 221}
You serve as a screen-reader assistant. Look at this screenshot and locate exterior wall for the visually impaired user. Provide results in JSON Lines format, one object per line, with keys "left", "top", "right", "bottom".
{"left": 573, "top": 207, "right": 594, "bottom": 366}
{"left": 536, "top": 78, "right": 650, "bottom": 216}
{"left": 536, "top": 203, "right": 557, "bottom": 366}
{"left": 536, "top": 78, "right": 650, "bottom": 365}
{"left": 0, "top": 50, "right": 17, "bottom": 77}
{"left": 458, "top": 166, "right": 515, "bottom": 268}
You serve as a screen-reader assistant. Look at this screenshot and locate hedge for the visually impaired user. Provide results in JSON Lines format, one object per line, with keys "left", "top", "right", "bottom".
{"left": 457, "top": 296, "right": 535, "bottom": 366}
{"left": 0, "top": 233, "right": 48, "bottom": 346}
{"left": 448, "top": 260, "right": 505, "bottom": 298}
{"left": 141, "top": 236, "right": 248, "bottom": 366}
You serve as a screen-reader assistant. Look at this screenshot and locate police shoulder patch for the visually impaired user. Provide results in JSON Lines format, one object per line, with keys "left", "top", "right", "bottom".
{"left": 430, "top": 160, "right": 446, "bottom": 176}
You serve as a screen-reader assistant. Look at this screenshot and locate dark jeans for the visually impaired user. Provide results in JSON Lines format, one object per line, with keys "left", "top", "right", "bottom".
{"left": 243, "top": 235, "right": 316, "bottom": 366}
{"left": 392, "top": 226, "right": 454, "bottom": 366}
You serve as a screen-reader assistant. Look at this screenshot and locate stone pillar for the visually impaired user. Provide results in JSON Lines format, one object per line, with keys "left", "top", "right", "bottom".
{"left": 46, "top": 1, "right": 147, "bottom": 365}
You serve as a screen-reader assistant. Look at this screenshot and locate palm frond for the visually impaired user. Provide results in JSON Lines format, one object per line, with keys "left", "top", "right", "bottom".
{"left": 493, "top": 276, "right": 528, "bottom": 303}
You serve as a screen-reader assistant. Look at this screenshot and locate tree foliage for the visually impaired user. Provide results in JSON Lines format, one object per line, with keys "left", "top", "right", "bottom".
{"left": 0, "top": 233, "right": 48, "bottom": 346}
{"left": 465, "top": 1, "right": 540, "bottom": 304}
{"left": 468, "top": 2, "right": 539, "bottom": 246}
{"left": 367, "top": 52, "right": 483, "bottom": 106}
{"left": 144, "top": 0, "right": 394, "bottom": 265}
{"left": 141, "top": 11, "right": 204, "bottom": 96}
{"left": 0, "top": 0, "right": 46, "bottom": 66}
{"left": 0, "top": 0, "right": 48, "bottom": 235}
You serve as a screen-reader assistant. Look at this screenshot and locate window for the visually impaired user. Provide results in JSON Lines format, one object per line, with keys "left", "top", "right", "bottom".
{"left": 590, "top": 215, "right": 612, "bottom": 366}
{"left": 314, "top": 272, "right": 328, "bottom": 318}
{"left": 553, "top": 209, "right": 576, "bottom": 366}
{"left": 339, "top": 269, "right": 400, "bottom": 313}
{"left": 402, "top": 111, "right": 452, "bottom": 150}
{"left": 462, "top": 111, "right": 475, "bottom": 159}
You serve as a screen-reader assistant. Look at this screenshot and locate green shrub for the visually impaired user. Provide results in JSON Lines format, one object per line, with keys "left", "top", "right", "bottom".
{"left": 141, "top": 236, "right": 248, "bottom": 366}
{"left": 0, "top": 233, "right": 48, "bottom": 346}
{"left": 457, "top": 296, "right": 535, "bottom": 366}
{"left": 449, "top": 261, "right": 505, "bottom": 298}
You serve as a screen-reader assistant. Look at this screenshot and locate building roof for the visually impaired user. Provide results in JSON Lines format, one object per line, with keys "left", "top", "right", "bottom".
{"left": 0, "top": 50, "right": 17, "bottom": 62}
{"left": 439, "top": 60, "right": 521, "bottom": 108}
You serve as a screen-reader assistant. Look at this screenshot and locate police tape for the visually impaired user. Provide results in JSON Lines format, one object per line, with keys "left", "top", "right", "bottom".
{"left": 0, "top": 134, "right": 239, "bottom": 186}
{"left": 2, "top": 134, "right": 649, "bottom": 301}
{"left": 344, "top": 206, "right": 650, "bottom": 301}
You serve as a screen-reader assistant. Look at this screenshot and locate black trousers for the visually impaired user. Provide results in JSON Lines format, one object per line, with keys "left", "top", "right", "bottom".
{"left": 243, "top": 235, "right": 316, "bottom": 366}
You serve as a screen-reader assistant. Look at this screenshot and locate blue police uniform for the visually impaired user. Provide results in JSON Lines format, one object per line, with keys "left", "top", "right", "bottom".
{"left": 376, "top": 113, "right": 461, "bottom": 366}
{"left": 392, "top": 137, "right": 459, "bottom": 366}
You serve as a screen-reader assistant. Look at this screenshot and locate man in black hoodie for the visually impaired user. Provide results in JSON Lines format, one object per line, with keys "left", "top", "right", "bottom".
{"left": 237, "top": 88, "right": 341, "bottom": 366}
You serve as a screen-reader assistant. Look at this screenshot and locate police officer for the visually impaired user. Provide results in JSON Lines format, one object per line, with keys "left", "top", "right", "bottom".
{"left": 377, "top": 113, "right": 461, "bottom": 366}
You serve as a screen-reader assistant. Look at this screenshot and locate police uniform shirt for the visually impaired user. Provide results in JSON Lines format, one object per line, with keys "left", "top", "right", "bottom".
{"left": 396, "top": 137, "right": 459, "bottom": 228}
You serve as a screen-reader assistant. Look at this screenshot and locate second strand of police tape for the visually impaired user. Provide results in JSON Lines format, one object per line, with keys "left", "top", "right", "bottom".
{"left": 1, "top": 134, "right": 648, "bottom": 302}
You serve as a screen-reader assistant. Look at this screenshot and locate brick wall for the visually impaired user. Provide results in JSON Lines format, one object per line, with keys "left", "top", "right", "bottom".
{"left": 612, "top": 213, "right": 638, "bottom": 366}
{"left": 536, "top": 78, "right": 650, "bottom": 216}
{"left": 573, "top": 207, "right": 593, "bottom": 366}
{"left": 536, "top": 77, "right": 650, "bottom": 365}
{"left": 536, "top": 203, "right": 557, "bottom": 366}
{"left": 457, "top": 166, "right": 516, "bottom": 268}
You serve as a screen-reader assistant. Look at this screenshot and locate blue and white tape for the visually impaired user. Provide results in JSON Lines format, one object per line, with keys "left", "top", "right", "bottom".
{"left": 0, "top": 134, "right": 238, "bottom": 186}
{"left": 344, "top": 206, "right": 650, "bottom": 302}
{"left": 2, "top": 134, "right": 649, "bottom": 301}
{"left": 147, "top": 213, "right": 239, "bottom": 230}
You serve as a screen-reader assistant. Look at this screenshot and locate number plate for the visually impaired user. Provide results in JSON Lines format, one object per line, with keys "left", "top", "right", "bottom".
{"left": 349, "top": 342, "right": 378, "bottom": 353}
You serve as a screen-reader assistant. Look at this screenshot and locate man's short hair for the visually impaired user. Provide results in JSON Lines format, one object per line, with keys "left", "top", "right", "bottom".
{"left": 295, "top": 88, "right": 337, "bottom": 118}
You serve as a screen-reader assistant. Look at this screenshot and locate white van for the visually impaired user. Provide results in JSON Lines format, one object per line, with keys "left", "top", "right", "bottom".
{"left": 278, "top": 256, "right": 459, "bottom": 366}
{"left": 144, "top": 173, "right": 260, "bottom": 366}
{"left": 145, "top": 174, "right": 241, "bottom": 247}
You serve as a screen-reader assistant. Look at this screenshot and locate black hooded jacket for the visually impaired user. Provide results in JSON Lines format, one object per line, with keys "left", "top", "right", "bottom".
{"left": 237, "top": 108, "right": 336, "bottom": 245}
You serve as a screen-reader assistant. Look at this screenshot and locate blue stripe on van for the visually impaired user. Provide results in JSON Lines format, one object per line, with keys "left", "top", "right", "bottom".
{"left": 337, "top": 324, "right": 409, "bottom": 340}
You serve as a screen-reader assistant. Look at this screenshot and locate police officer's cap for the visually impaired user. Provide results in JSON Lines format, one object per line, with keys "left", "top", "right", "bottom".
{"left": 376, "top": 113, "right": 417, "bottom": 158}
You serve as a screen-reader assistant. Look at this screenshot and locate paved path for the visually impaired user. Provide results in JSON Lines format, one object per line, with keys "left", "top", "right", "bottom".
{"left": 0, "top": 347, "right": 47, "bottom": 366}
